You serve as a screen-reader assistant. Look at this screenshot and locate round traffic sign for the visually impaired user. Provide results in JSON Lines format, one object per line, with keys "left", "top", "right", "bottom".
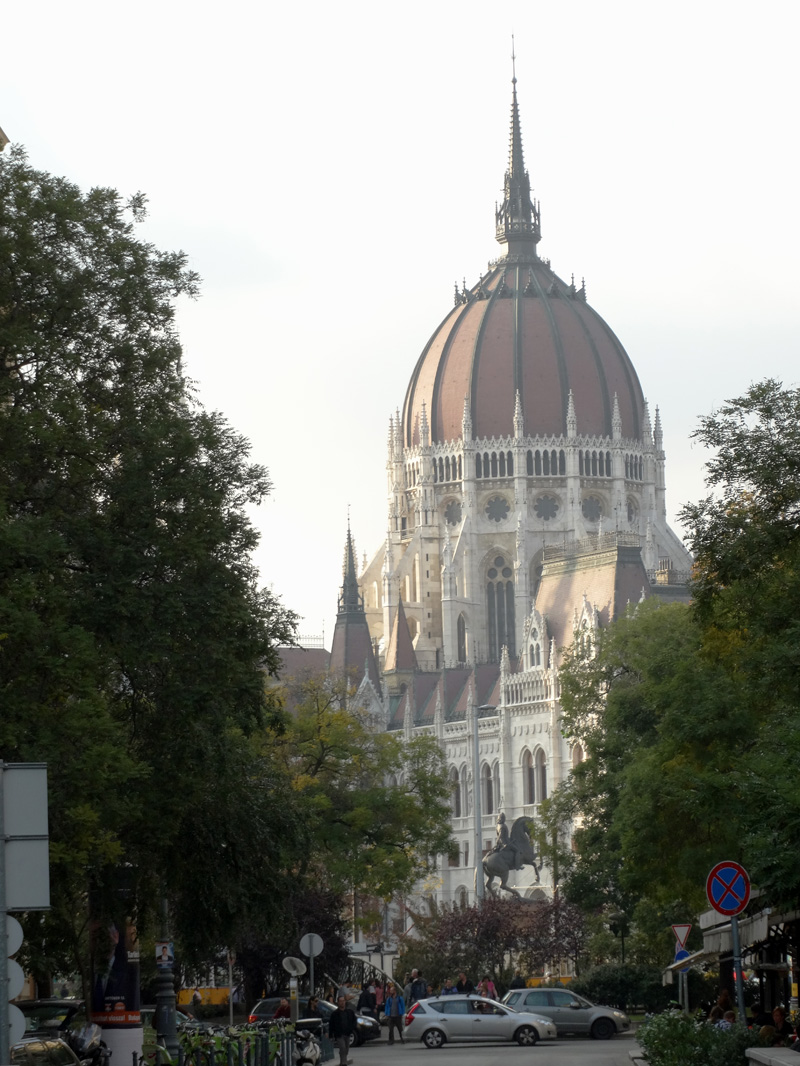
{"left": 299, "top": 932, "right": 324, "bottom": 958}
{"left": 674, "top": 948, "right": 690, "bottom": 974}
{"left": 706, "top": 861, "right": 750, "bottom": 916}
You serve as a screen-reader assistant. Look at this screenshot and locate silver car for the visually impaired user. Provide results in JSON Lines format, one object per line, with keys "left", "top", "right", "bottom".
{"left": 405, "top": 994, "right": 557, "bottom": 1047}
{"left": 502, "top": 987, "right": 629, "bottom": 1039}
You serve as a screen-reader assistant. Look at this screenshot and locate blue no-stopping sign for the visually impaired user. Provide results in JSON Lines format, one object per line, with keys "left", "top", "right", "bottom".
{"left": 706, "top": 861, "right": 750, "bottom": 916}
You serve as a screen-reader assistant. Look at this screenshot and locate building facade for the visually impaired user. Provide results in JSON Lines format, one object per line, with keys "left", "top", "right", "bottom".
{"left": 329, "top": 72, "right": 691, "bottom": 910}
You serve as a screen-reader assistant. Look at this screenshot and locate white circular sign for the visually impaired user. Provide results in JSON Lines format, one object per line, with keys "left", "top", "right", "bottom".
{"left": 9, "top": 1003, "right": 26, "bottom": 1046}
{"left": 299, "top": 933, "right": 323, "bottom": 958}
{"left": 7, "top": 958, "right": 25, "bottom": 1000}
{"left": 6, "top": 914, "right": 24, "bottom": 956}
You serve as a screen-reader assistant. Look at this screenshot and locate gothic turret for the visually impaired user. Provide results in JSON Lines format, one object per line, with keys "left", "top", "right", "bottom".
{"left": 329, "top": 524, "right": 380, "bottom": 690}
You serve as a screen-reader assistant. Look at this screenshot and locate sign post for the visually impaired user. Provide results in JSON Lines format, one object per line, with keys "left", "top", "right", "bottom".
{"left": 1, "top": 762, "right": 50, "bottom": 1065}
{"left": 299, "top": 933, "right": 324, "bottom": 1000}
{"left": 706, "top": 861, "right": 750, "bottom": 1025}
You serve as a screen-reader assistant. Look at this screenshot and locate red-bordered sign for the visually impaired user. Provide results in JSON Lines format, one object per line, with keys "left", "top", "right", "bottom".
{"left": 706, "top": 861, "right": 750, "bottom": 916}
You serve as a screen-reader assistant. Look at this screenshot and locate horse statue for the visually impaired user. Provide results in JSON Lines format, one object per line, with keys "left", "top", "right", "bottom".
{"left": 482, "top": 816, "right": 540, "bottom": 898}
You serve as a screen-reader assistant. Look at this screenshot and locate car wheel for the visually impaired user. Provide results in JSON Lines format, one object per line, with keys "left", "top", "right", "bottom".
{"left": 515, "top": 1025, "right": 538, "bottom": 1047}
{"left": 591, "top": 1018, "right": 615, "bottom": 1040}
{"left": 422, "top": 1029, "right": 445, "bottom": 1049}
{"left": 348, "top": 1031, "right": 363, "bottom": 1047}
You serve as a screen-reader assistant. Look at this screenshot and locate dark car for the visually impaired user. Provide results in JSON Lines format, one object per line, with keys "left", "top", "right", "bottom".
{"left": 15, "top": 1001, "right": 85, "bottom": 1037}
{"left": 247, "top": 997, "right": 380, "bottom": 1045}
{"left": 10, "top": 1038, "right": 81, "bottom": 1066}
{"left": 501, "top": 987, "right": 630, "bottom": 1039}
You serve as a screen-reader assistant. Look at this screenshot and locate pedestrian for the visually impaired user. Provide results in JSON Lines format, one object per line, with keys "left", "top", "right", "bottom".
{"left": 441, "top": 978, "right": 458, "bottom": 996}
{"left": 509, "top": 973, "right": 526, "bottom": 989}
{"left": 456, "top": 972, "right": 474, "bottom": 994}
{"left": 481, "top": 974, "right": 497, "bottom": 1000}
{"left": 426, "top": 983, "right": 435, "bottom": 999}
{"left": 411, "top": 970, "right": 427, "bottom": 1003}
{"left": 357, "top": 983, "right": 376, "bottom": 1018}
{"left": 329, "top": 995, "right": 357, "bottom": 1066}
{"left": 384, "top": 984, "right": 406, "bottom": 1045}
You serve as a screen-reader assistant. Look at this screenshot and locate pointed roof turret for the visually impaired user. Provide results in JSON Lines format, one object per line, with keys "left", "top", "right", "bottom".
{"left": 384, "top": 596, "right": 418, "bottom": 674}
{"left": 495, "top": 47, "right": 541, "bottom": 257}
{"left": 329, "top": 522, "right": 381, "bottom": 690}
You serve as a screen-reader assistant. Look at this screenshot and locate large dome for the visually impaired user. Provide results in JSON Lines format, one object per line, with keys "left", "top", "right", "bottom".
{"left": 403, "top": 81, "right": 645, "bottom": 449}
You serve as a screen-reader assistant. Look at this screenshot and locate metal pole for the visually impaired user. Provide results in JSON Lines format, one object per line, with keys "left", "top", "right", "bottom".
{"left": 472, "top": 701, "right": 484, "bottom": 901}
{"left": 228, "top": 952, "right": 234, "bottom": 1026}
{"left": 731, "top": 916, "right": 747, "bottom": 1023}
{"left": 1, "top": 761, "right": 9, "bottom": 1066}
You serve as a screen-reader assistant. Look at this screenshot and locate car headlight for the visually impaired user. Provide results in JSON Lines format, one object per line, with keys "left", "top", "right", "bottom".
{"left": 612, "top": 1011, "right": 623, "bottom": 1018}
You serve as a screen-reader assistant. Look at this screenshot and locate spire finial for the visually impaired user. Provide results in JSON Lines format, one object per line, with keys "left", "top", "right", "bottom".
{"left": 495, "top": 52, "right": 541, "bottom": 255}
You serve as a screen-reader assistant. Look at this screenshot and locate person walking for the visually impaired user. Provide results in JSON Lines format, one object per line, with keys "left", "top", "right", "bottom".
{"left": 456, "top": 972, "right": 474, "bottom": 994}
{"left": 410, "top": 970, "right": 427, "bottom": 1004}
{"left": 329, "top": 995, "right": 357, "bottom": 1066}
{"left": 384, "top": 984, "right": 406, "bottom": 1045}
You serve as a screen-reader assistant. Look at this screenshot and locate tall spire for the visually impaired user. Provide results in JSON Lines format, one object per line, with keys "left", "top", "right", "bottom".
{"left": 338, "top": 520, "right": 362, "bottom": 613}
{"left": 495, "top": 44, "right": 541, "bottom": 256}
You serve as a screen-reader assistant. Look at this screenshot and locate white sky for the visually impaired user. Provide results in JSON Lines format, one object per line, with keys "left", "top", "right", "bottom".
{"left": 4, "top": 1, "right": 800, "bottom": 644}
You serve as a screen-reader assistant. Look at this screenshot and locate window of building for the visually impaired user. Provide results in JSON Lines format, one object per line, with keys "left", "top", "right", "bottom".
{"left": 486, "top": 555, "right": 515, "bottom": 660}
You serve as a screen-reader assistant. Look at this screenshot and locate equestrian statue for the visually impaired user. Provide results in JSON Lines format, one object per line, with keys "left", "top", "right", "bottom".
{"left": 482, "top": 813, "right": 540, "bottom": 898}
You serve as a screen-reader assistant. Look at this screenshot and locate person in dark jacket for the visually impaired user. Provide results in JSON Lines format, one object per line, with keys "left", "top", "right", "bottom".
{"left": 509, "top": 973, "right": 526, "bottom": 989}
{"left": 357, "top": 984, "right": 376, "bottom": 1018}
{"left": 329, "top": 996, "right": 357, "bottom": 1066}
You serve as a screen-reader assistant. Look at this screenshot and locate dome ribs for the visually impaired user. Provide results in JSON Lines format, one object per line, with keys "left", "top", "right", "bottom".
{"left": 553, "top": 292, "right": 613, "bottom": 437}
{"left": 521, "top": 263, "right": 572, "bottom": 437}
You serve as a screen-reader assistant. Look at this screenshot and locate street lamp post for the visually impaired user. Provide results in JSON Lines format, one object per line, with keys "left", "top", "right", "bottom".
{"left": 154, "top": 898, "right": 179, "bottom": 1057}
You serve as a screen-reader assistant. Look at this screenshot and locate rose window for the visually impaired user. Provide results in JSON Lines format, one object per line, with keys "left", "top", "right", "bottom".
{"left": 445, "top": 500, "right": 463, "bottom": 526}
{"left": 582, "top": 496, "right": 603, "bottom": 522}
{"left": 485, "top": 496, "right": 510, "bottom": 523}
{"left": 534, "top": 495, "right": 559, "bottom": 521}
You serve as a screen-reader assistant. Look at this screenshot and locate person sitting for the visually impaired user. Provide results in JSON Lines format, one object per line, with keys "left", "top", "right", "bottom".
{"left": 273, "top": 998, "right": 291, "bottom": 1019}
{"left": 772, "top": 1006, "right": 795, "bottom": 1042}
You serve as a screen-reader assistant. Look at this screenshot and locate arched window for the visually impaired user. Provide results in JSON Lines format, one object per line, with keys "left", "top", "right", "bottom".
{"left": 486, "top": 555, "right": 515, "bottom": 661}
{"left": 492, "top": 762, "right": 501, "bottom": 810}
{"left": 527, "top": 450, "right": 533, "bottom": 475}
{"left": 605, "top": 451, "right": 612, "bottom": 476}
{"left": 507, "top": 451, "right": 513, "bottom": 475}
{"left": 437, "top": 457, "right": 444, "bottom": 482}
{"left": 460, "top": 765, "right": 468, "bottom": 815}
{"left": 542, "top": 449, "right": 550, "bottom": 475}
{"left": 476, "top": 453, "right": 483, "bottom": 478}
{"left": 535, "top": 749, "right": 548, "bottom": 802}
{"left": 457, "top": 614, "right": 467, "bottom": 664}
{"left": 523, "top": 751, "right": 535, "bottom": 804}
{"left": 579, "top": 451, "right": 584, "bottom": 475}
{"left": 625, "top": 455, "right": 630, "bottom": 478}
{"left": 559, "top": 450, "right": 566, "bottom": 474}
{"left": 450, "top": 767, "right": 461, "bottom": 817}
{"left": 491, "top": 452, "right": 498, "bottom": 477}
{"left": 457, "top": 455, "right": 462, "bottom": 480}
{"left": 482, "top": 763, "right": 494, "bottom": 815}
{"left": 591, "top": 451, "right": 598, "bottom": 476}
{"left": 499, "top": 451, "right": 506, "bottom": 477}
{"left": 445, "top": 455, "right": 451, "bottom": 481}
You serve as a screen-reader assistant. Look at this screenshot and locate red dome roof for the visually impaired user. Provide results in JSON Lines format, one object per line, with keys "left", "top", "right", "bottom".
{"left": 402, "top": 259, "right": 645, "bottom": 446}
{"left": 402, "top": 76, "right": 645, "bottom": 448}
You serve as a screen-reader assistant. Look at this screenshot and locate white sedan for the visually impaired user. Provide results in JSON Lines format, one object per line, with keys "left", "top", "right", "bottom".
{"left": 405, "top": 994, "right": 557, "bottom": 1047}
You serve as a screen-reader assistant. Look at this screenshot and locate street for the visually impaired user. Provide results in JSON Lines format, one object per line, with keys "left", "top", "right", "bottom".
{"left": 349, "top": 1033, "right": 638, "bottom": 1066}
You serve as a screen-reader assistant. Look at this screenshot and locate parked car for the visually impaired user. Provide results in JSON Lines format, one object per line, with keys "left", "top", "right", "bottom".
{"left": 15, "top": 1001, "right": 85, "bottom": 1037}
{"left": 405, "top": 995, "right": 557, "bottom": 1048}
{"left": 247, "top": 997, "right": 380, "bottom": 1045}
{"left": 10, "top": 1038, "right": 81, "bottom": 1066}
{"left": 501, "top": 987, "right": 629, "bottom": 1039}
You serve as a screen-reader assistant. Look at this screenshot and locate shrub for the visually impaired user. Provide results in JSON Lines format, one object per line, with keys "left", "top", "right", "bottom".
{"left": 570, "top": 963, "right": 670, "bottom": 1012}
{"left": 637, "top": 1010, "right": 761, "bottom": 1066}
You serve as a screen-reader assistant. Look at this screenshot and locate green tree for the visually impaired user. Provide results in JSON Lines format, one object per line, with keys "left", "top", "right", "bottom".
{"left": 267, "top": 674, "right": 455, "bottom": 907}
{"left": 0, "top": 147, "right": 297, "bottom": 981}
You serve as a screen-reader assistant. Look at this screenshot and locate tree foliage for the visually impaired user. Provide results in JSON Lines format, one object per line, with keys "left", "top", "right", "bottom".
{"left": 266, "top": 674, "right": 456, "bottom": 906}
{"left": 0, "top": 147, "right": 298, "bottom": 980}
{"left": 553, "top": 380, "right": 800, "bottom": 954}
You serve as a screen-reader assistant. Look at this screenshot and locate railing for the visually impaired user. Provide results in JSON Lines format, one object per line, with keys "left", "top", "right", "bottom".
{"left": 542, "top": 531, "right": 639, "bottom": 560}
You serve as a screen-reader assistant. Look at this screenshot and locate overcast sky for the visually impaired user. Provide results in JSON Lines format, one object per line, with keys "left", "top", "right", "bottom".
{"left": 4, "top": 1, "right": 799, "bottom": 644}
